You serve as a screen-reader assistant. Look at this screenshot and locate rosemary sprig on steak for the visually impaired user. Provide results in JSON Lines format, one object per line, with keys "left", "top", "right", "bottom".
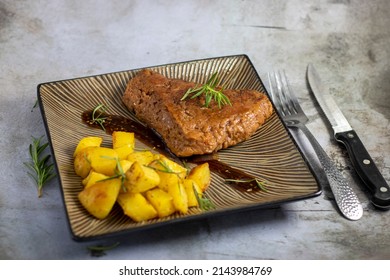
{"left": 181, "top": 72, "right": 232, "bottom": 108}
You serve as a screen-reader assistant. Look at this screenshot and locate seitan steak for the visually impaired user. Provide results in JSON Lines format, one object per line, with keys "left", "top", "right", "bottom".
{"left": 122, "top": 69, "right": 274, "bottom": 157}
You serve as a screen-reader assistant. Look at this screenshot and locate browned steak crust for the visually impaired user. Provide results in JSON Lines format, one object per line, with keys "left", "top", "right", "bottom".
{"left": 122, "top": 69, "right": 274, "bottom": 157}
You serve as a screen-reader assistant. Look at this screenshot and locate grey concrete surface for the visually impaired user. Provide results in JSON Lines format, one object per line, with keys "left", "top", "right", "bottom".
{"left": 0, "top": 0, "right": 389, "bottom": 259}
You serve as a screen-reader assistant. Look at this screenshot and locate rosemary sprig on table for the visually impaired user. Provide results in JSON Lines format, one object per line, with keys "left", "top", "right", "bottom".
{"left": 24, "top": 136, "right": 56, "bottom": 197}
{"left": 87, "top": 242, "right": 120, "bottom": 257}
{"left": 91, "top": 103, "right": 108, "bottom": 131}
{"left": 31, "top": 99, "right": 39, "bottom": 112}
{"left": 181, "top": 72, "right": 232, "bottom": 108}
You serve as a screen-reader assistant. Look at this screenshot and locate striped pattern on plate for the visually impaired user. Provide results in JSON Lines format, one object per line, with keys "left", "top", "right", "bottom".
{"left": 38, "top": 54, "right": 321, "bottom": 241}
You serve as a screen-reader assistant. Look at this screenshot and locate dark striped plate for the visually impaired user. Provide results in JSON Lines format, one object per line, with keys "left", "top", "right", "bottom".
{"left": 38, "top": 54, "right": 321, "bottom": 241}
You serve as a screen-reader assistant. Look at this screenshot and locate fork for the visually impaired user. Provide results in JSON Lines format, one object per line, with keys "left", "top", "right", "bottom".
{"left": 267, "top": 70, "right": 363, "bottom": 221}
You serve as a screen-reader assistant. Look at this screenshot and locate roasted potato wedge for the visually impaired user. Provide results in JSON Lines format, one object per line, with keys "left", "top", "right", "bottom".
{"left": 127, "top": 150, "right": 155, "bottom": 166}
{"left": 73, "top": 136, "right": 102, "bottom": 157}
{"left": 167, "top": 180, "right": 188, "bottom": 214}
{"left": 74, "top": 146, "right": 96, "bottom": 178}
{"left": 89, "top": 147, "right": 118, "bottom": 176}
{"left": 73, "top": 132, "right": 213, "bottom": 221}
{"left": 117, "top": 192, "right": 157, "bottom": 222}
{"left": 124, "top": 161, "right": 160, "bottom": 193}
{"left": 145, "top": 188, "right": 176, "bottom": 218}
{"left": 78, "top": 178, "right": 121, "bottom": 219}
{"left": 119, "top": 159, "right": 133, "bottom": 173}
{"left": 112, "top": 131, "right": 135, "bottom": 149}
{"left": 187, "top": 162, "right": 210, "bottom": 192}
{"left": 183, "top": 178, "right": 202, "bottom": 207}
{"left": 148, "top": 157, "right": 187, "bottom": 192}
{"left": 113, "top": 131, "right": 135, "bottom": 159}
{"left": 149, "top": 156, "right": 187, "bottom": 179}
{"left": 82, "top": 171, "right": 108, "bottom": 189}
{"left": 115, "top": 145, "right": 135, "bottom": 160}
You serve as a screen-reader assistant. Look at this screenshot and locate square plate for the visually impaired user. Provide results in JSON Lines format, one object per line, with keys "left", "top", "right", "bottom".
{"left": 38, "top": 54, "right": 321, "bottom": 241}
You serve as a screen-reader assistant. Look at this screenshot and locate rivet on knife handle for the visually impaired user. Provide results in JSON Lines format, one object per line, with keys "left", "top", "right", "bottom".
{"left": 335, "top": 130, "right": 390, "bottom": 209}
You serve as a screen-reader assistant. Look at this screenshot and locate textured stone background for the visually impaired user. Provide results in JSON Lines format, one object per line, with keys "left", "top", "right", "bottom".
{"left": 0, "top": 0, "right": 389, "bottom": 259}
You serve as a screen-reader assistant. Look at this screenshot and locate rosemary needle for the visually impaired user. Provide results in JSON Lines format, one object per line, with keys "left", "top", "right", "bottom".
{"left": 24, "top": 136, "right": 56, "bottom": 197}
{"left": 181, "top": 72, "right": 232, "bottom": 108}
{"left": 194, "top": 186, "right": 215, "bottom": 211}
{"left": 87, "top": 242, "right": 120, "bottom": 257}
{"left": 148, "top": 159, "right": 181, "bottom": 175}
{"left": 91, "top": 103, "right": 108, "bottom": 131}
{"left": 97, "top": 156, "right": 127, "bottom": 192}
{"left": 225, "top": 178, "right": 268, "bottom": 191}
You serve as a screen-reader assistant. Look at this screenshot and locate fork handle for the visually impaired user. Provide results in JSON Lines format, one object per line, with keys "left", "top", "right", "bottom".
{"left": 297, "top": 124, "right": 363, "bottom": 220}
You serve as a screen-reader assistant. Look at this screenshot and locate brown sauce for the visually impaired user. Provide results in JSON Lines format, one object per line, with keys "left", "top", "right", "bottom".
{"left": 82, "top": 110, "right": 260, "bottom": 192}
{"left": 82, "top": 110, "right": 176, "bottom": 158}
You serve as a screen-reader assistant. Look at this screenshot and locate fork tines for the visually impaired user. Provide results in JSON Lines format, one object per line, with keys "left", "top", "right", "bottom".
{"left": 267, "top": 70, "right": 302, "bottom": 117}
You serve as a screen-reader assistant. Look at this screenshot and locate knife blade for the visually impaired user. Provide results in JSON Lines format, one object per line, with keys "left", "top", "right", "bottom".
{"left": 307, "top": 63, "right": 390, "bottom": 209}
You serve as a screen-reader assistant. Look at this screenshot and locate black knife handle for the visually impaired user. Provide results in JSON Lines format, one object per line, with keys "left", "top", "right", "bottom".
{"left": 335, "top": 130, "right": 390, "bottom": 209}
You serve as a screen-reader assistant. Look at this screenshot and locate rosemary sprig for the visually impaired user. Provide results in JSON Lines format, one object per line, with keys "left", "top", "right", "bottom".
{"left": 91, "top": 103, "right": 108, "bottom": 131}
{"left": 194, "top": 186, "right": 215, "bottom": 211}
{"left": 148, "top": 159, "right": 182, "bottom": 175}
{"left": 87, "top": 242, "right": 120, "bottom": 257}
{"left": 225, "top": 178, "right": 268, "bottom": 191}
{"left": 24, "top": 136, "right": 56, "bottom": 197}
{"left": 181, "top": 72, "right": 232, "bottom": 108}
{"left": 31, "top": 99, "right": 39, "bottom": 112}
{"left": 97, "top": 156, "right": 127, "bottom": 192}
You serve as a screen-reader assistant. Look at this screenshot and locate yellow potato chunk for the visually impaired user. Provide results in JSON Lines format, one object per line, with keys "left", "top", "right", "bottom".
{"left": 127, "top": 150, "right": 155, "bottom": 166}
{"left": 115, "top": 145, "right": 134, "bottom": 160}
{"left": 112, "top": 131, "right": 135, "bottom": 149}
{"left": 73, "top": 136, "right": 102, "bottom": 157}
{"left": 145, "top": 188, "right": 176, "bottom": 218}
{"left": 119, "top": 159, "right": 133, "bottom": 173}
{"left": 157, "top": 171, "right": 181, "bottom": 192}
{"left": 74, "top": 146, "right": 96, "bottom": 178}
{"left": 150, "top": 156, "right": 187, "bottom": 178}
{"left": 124, "top": 161, "right": 160, "bottom": 193}
{"left": 78, "top": 178, "right": 121, "bottom": 219}
{"left": 117, "top": 192, "right": 157, "bottom": 222}
{"left": 74, "top": 131, "right": 215, "bottom": 221}
{"left": 167, "top": 180, "right": 188, "bottom": 214}
{"left": 89, "top": 147, "right": 118, "bottom": 176}
{"left": 183, "top": 178, "right": 202, "bottom": 207}
{"left": 148, "top": 157, "right": 187, "bottom": 191}
{"left": 82, "top": 171, "right": 108, "bottom": 189}
{"left": 187, "top": 162, "right": 211, "bottom": 192}
{"left": 112, "top": 131, "right": 135, "bottom": 159}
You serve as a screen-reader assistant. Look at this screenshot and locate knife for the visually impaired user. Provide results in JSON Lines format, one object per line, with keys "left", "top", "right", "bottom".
{"left": 307, "top": 63, "right": 390, "bottom": 209}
